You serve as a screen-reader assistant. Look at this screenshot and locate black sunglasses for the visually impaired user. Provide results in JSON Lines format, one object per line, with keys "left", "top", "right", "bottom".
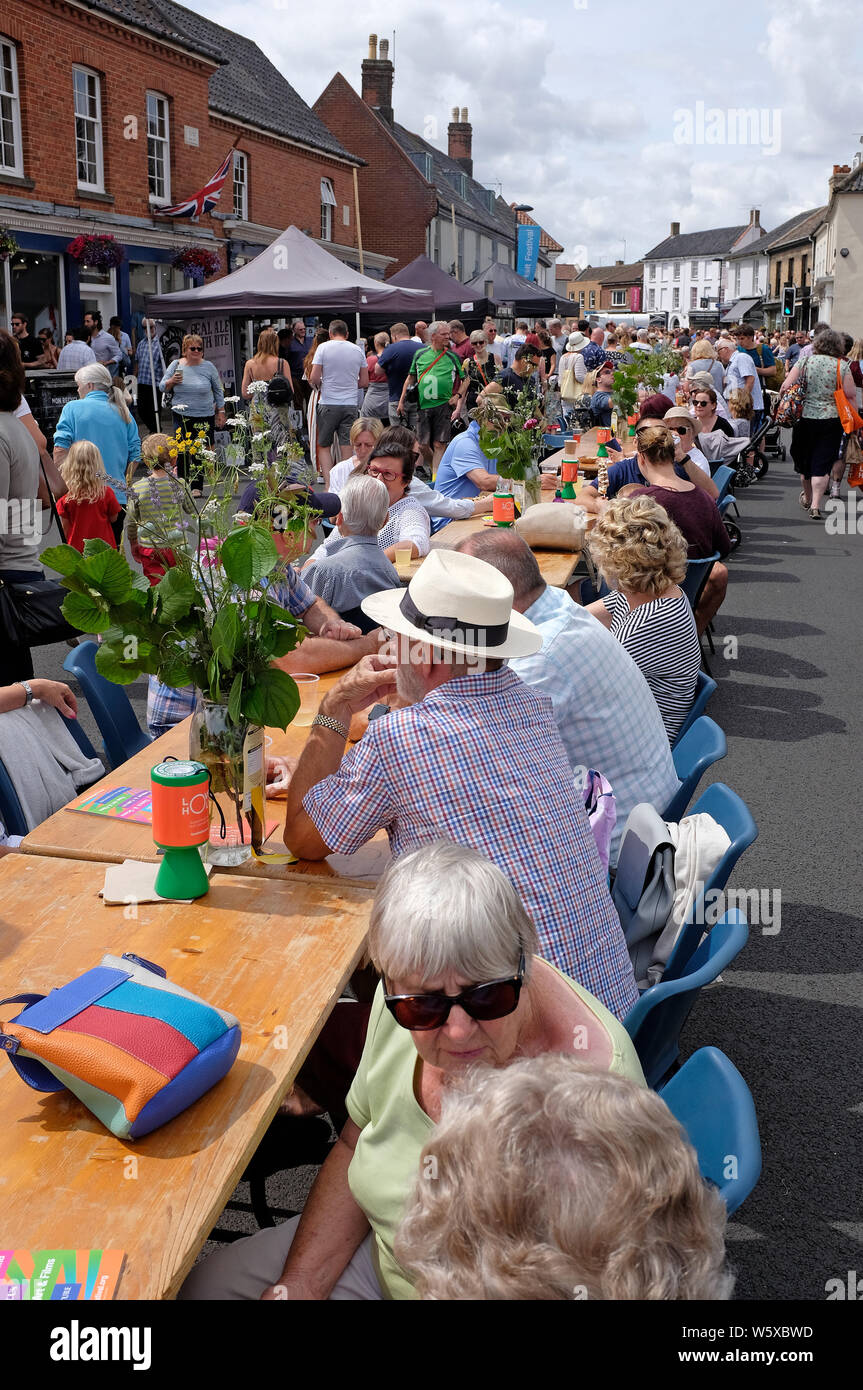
{"left": 670, "top": 424, "right": 692, "bottom": 435}
{"left": 384, "top": 952, "right": 526, "bottom": 1031}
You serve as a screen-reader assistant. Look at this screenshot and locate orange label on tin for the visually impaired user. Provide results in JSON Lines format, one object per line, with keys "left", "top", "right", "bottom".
{"left": 151, "top": 777, "right": 211, "bottom": 847}
{"left": 493, "top": 494, "right": 515, "bottom": 524}
{"left": 561, "top": 460, "right": 578, "bottom": 484}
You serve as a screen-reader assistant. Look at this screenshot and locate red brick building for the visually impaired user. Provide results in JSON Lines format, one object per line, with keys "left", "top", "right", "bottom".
{"left": 315, "top": 35, "right": 520, "bottom": 280}
{"left": 0, "top": 0, "right": 368, "bottom": 357}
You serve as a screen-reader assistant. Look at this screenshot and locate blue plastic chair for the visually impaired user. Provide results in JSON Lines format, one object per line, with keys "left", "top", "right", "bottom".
{"left": 660, "top": 1046, "right": 762, "bottom": 1215}
{"left": 63, "top": 642, "right": 152, "bottom": 768}
{"left": 60, "top": 713, "right": 100, "bottom": 762}
{"left": 662, "top": 716, "right": 727, "bottom": 822}
{"left": 712, "top": 463, "right": 736, "bottom": 504}
{"left": 682, "top": 552, "right": 719, "bottom": 608}
{"left": 0, "top": 756, "right": 28, "bottom": 839}
{"left": 672, "top": 671, "right": 717, "bottom": 748}
{"left": 623, "top": 910, "right": 749, "bottom": 1088}
{"left": 662, "top": 783, "right": 758, "bottom": 982}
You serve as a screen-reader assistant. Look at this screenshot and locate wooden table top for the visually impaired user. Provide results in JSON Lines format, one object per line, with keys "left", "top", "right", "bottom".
{"left": 0, "top": 853, "right": 374, "bottom": 1300}
{"left": 406, "top": 515, "right": 582, "bottom": 590}
{"left": 21, "top": 670, "right": 391, "bottom": 884}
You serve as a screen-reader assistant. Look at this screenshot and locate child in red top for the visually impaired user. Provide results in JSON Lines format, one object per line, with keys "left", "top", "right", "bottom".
{"left": 56, "top": 441, "right": 121, "bottom": 552}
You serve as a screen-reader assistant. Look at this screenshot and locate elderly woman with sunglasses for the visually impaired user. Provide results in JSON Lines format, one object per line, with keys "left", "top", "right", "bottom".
{"left": 180, "top": 842, "right": 644, "bottom": 1301}
{"left": 159, "top": 333, "right": 226, "bottom": 495}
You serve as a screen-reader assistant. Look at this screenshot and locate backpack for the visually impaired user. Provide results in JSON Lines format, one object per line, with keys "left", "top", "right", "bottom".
{"left": 754, "top": 344, "right": 785, "bottom": 391}
{"left": 266, "top": 358, "right": 293, "bottom": 407}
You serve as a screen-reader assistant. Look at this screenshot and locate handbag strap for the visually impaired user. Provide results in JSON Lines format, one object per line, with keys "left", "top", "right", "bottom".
{"left": 0, "top": 993, "right": 67, "bottom": 1092}
{"left": 40, "top": 456, "right": 68, "bottom": 544}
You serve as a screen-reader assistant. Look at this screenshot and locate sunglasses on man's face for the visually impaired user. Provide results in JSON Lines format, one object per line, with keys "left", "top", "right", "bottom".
{"left": 383, "top": 953, "right": 526, "bottom": 1031}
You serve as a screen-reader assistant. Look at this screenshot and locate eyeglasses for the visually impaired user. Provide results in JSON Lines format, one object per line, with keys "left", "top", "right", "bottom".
{"left": 383, "top": 953, "right": 526, "bottom": 1031}
{"left": 186, "top": 345, "right": 203, "bottom": 352}
{"left": 692, "top": 399, "right": 712, "bottom": 406}
{"left": 669, "top": 424, "right": 692, "bottom": 435}
{"left": 367, "top": 464, "right": 404, "bottom": 483}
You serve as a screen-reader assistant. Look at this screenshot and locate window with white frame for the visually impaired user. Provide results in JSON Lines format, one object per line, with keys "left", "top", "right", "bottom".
{"left": 146, "top": 92, "right": 170, "bottom": 202}
{"left": 648, "top": 288, "right": 655, "bottom": 309}
{"left": 589, "top": 290, "right": 596, "bottom": 309}
{"left": 672, "top": 260, "right": 681, "bottom": 280}
{"left": 649, "top": 263, "right": 656, "bottom": 280}
{"left": 232, "top": 150, "right": 248, "bottom": 220}
{"left": 734, "top": 264, "right": 741, "bottom": 296}
{"left": 0, "top": 39, "right": 23, "bottom": 176}
{"left": 73, "top": 67, "right": 103, "bottom": 191}
{"left": 690, "top": 260, "right": 698, "bottom": 277}
{"left": 320, "top": 177, "right": 336, "bottom": 240}
{"left": 611, "top": 289, "right": 627, "bottom": 307}
{"left": 672, "top": 287, "right": 680, "bottom": 308}
{"left": 690, "top": 285, "right": 697, "bottom": 309}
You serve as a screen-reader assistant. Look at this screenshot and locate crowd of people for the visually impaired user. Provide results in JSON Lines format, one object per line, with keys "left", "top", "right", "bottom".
{"left": 3, "top": 291, "right": 861, "bottom": 1299}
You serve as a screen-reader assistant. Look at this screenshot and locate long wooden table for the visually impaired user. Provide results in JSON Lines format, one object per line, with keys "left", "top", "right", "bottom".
{"left": 21, "top": 671, "right": 391, "bottom": 883}
{"left": 408, "top": 515, "right": 583, "bottom": 589}
{"left": 0, "top": 853, "right": 373, "bottom": 1300}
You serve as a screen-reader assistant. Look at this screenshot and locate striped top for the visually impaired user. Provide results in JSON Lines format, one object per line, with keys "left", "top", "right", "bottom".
{"left": 129, "top": 473, "right": 194, "bottom": 526}
{"left": 602, "top": 590, "right": 701, "bottom": 743}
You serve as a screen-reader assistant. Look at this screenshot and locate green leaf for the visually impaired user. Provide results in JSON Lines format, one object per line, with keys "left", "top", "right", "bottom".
{"left": 62, "top": 590, "right": 112, "bottom": 633}
{"left": 241, "top": 668, "right": 299, "bottom": 730}
{"left": 210, "top": 603, "right": 242, "bottom": 670}
{"left": 219, "top": 526, "right": 278, "bottom": 587}
{"left": 94, "top": 640, "right": 145, "bottom": 685}
{"left": 41, "top": 544, "right": 85, "bottom": 579}
{"left": 270, "top": 626, "right": 302, "bottom": 659}
{"left": 82, "top": 537, "right": 113, "bottom": 558}
{"left": 85, "top": 547, "right": 135, "bottom": 603}
{"left": 156, "top": 567, "right": 198, "bottom": 623}
{"left": 130, "top": 569, "right": 151, "bottom": 594}
{"left": 228, "top": 671, "right": 243, "bottom": 724}
{"left": 157, "top": 654, "right": 194, "bottom": 690}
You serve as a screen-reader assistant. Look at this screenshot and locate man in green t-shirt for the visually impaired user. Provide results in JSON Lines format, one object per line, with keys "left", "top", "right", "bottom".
{"left": 397, "top": 320, "right": 468, "bottom": 473}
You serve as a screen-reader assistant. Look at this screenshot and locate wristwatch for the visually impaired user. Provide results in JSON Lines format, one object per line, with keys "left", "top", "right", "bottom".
{"left": 19, "top": 680, "right": 33, "bottom": 706}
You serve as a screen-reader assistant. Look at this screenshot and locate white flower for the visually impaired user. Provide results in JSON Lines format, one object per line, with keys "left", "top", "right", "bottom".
{"left": 174, "top": 403, "right": 188, "bottom": 412}
{"left": 223, "top": 395, "right": 241, "bottom": 404}
{"left": 249, "top": 462, "right": 266, "bottom": 474}
{"left": 201, "top": 448, "right": 217, "bottom": 463}
{"left": 247, "top": 380, "right": 269, "bottom": 396}
{"left": 251, "top": 431, "right": 271, "bottom": 442}
{"left": 226, "top": 416, "right": 248, "bottom": 429}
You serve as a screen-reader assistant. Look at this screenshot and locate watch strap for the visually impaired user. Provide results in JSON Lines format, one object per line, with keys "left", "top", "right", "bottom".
{"left": 20, "top": 681, "right": 33, "bottom": 706}
{"left": 311, "top": 713, "right": 348, "bottom": 739}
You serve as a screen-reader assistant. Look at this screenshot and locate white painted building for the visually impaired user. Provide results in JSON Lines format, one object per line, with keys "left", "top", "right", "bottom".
{"left": 643, "top": 213, "right": 766, "bottom": 328}
{"left": 811, "top": 162, "right": 863, "bottom": 333}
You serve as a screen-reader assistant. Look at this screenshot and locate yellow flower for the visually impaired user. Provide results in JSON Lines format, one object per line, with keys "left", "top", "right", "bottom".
{"left": 169, "top": 448, "right": 178, "bottom": 458}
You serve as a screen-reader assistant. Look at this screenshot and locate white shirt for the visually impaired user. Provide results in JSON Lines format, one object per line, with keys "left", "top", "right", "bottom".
{"left": 14, "top": 398, "right": 32, "bottom": 419}
{"left": 685, "top": 445, "right": 711, "bottom": 475}
{"left": 312, "top": 339, "right": 367, "bottom": 406}
{"left": 328, "top": 457, "right": 473, "bottom": 521}
{"left": 724, "top": 349, "right": 763, "bottom": 411}
{"left": 631, "top": 341, "right": 652, "bottom": 353}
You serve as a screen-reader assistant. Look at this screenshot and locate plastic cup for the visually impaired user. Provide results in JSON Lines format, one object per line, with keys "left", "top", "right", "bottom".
{"left": 394, "top": 545, "right": 412, "bottom": 577}
{"left": 292, "top": 673, "right": 320, "bottom": 727}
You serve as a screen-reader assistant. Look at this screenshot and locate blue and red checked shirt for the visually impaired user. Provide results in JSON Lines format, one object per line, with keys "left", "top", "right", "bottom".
{"left": 303, "top": 667, "right": 638, "bottom": 1020}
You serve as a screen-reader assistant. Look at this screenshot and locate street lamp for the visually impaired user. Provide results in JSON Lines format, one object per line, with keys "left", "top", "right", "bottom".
{"left": 513, "top": 202, "right": 533, "bottom": 275}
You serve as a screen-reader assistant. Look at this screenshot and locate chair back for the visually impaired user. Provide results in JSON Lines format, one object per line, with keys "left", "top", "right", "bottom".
{"left": 60, "top": 713, "right": 99, "bottom": 762}
{"left": 662, "top": 784, "right": 758, "bottom": 981}
{"left": 660, "top": 1046, "right": 762, "bottom": 1215}
{"left": 682, "top": 553, "right": 719, "bottom": 609}
{"left": 623, "top": 910, "right": 749, "bottom": 1087}
{"left": 63, "top": 642, "right": 152, "bottom": 768}
{"left": 712, "top": 464, "right": 736, "bottom": 502}
{"left": 672, "top": 671, "right": 717, "bottom": 748}
{"left": 663, "top": 716, "right": 727, "bottom": 822}
{"left": 0, "top": 756, "right": 28, "bottom": 839}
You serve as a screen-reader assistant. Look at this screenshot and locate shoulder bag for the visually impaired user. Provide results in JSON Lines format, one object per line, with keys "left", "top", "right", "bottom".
{"left": 833, "top": 360, "right": 863, "bottom": 434}
{"left": 0, "top": 458, "right": 82, "bottom": 648}
{"left": 0, "top": 952, "right": 241, "bottom": 1140}
{"left": 772, "top": 357, "right": 808, "bottom": 429}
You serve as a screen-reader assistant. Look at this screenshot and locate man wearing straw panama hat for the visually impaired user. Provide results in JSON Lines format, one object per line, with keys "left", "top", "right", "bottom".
{"left": 283, "top": 549, "right": 638, "bottom": 1019}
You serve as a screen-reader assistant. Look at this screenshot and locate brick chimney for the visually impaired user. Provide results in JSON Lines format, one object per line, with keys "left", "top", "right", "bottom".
{"left": 830, "top": 163, "right": 852, "bottom": 194}
{"left": 361, "top": 33, "right": 394, "bottom": 126}
{"left": 670, "top": 221, "right": 680, "bottom": 237}
{"left": 749, "top": 208, "right": 760, "bottom": 226}
{"left": 615, "top": 259, "right": 623, "bottom": 265}
{"left": 448, "top": 106, "right": 473, "bottom": 176}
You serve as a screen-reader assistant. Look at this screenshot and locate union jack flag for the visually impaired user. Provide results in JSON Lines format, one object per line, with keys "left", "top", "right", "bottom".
{"left": 152, "top": 150, "right": 235, "bottom": 221}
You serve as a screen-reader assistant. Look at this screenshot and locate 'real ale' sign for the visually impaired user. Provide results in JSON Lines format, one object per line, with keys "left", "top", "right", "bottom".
{"left": 183, "top": 317, "right": 236, "bottom": 395}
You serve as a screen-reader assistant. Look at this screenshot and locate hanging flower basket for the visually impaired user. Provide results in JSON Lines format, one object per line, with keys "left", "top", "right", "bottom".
{"left": 171, "top": 245, "right": 222, "bottom": 285}
{"left": 0, "top": 227, "right": 19, "bottom": 261}
{"left": 65, "top": 234, "right": 125, "bottom": 269}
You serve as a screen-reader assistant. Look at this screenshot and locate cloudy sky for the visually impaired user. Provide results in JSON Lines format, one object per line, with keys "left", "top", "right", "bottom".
{"left": 188, "top": 0, "right": 861, "bottom": 269}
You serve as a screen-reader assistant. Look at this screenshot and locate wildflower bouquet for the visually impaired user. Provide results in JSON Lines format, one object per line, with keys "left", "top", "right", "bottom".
{"left": 474, "top": 388, "right": 547, "bottom": 481}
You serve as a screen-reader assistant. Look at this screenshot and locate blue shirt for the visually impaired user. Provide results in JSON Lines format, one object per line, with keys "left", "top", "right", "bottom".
{"left": 435, "top": 421, "right": 497, "bottom": 502}
{"left": 377, "top": 340, "right": 418, "bottom": 401}
{"left": 785, "top": 342, "right": 802, "bottom": 367}
{"left": 581, "top": 342, "right": 606, "bottom": 371}
{"left": 135, "top": 335, "right": 166, "bottom": 386}
{"left": 53, "top": 391, "right": 140, "bottom": 502}
{"left": 509, "top": 587, "right": 680, "bottom": 866}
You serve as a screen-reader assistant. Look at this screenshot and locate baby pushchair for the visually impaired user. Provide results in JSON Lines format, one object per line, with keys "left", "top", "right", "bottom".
{"left": 761, "top": 389, "right": 786, "bottom": 459}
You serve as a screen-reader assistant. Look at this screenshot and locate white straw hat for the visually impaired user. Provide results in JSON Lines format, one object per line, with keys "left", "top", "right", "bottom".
{"left": 361, "top": 548, "right": 543, "bottom": 659}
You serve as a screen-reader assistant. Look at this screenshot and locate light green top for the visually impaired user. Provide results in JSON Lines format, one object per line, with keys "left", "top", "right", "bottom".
{"left": 345, "top": 964, "right": 646, "bottom": 1300}
{"left": 802, "top": 354, "right": 849, "bottom": 420}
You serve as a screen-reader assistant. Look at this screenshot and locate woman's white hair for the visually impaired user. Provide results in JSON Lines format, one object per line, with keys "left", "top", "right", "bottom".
{"left": 368, "top": 840, "right": 539, "bottom": 985}
{"left": 339, "top": 474, "right": 390, "bottom": 536}
{"left": 74, "top": 362, "right": 133, "bottom": 423}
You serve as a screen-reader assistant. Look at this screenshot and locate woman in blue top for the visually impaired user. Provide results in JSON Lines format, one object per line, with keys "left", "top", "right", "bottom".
{"left": 52, "top": 363, "right": 140, "bottom": 544}
{"left": 159, "top": 332, "right": 225, "bottom": 496}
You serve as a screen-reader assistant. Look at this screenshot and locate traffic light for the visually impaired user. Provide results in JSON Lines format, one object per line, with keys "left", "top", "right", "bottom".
{"left": 782, "top": 285, "right": 795, "bottom": 317}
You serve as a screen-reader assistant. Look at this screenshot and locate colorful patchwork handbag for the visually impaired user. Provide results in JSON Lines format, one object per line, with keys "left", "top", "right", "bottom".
{"left": 0, "top": 953, "right": 241, "bottom": 1140}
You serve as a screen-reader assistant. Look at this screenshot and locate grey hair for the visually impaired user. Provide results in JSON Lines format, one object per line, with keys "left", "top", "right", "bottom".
{"left": 367, "top": 840, "right": 539, "bottom": 986}
{"left": 339, "top": 474, "right": 390, "bottom": 535}
{"left": 74, "top": 362, "right": 133, "bottom": 423}
{"left": 636, "top": 328, "right": 649, "bottom": 340}
{"left": 812, "top": 328, "right": 847, "bottom": 360}
{"left": 453, "top": 529, "right": 543, "bottom": 603}
{"left": 427, "top": 320, "right": 450, "bottom": 337}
